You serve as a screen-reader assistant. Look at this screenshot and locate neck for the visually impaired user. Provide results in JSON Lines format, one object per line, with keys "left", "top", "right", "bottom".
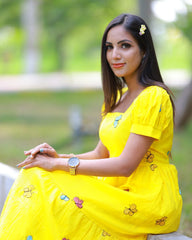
{"left": 124, "top": 72, "right": 143, "bottom": 94}
{"left": 126, "top": 80, "right": 144, "bottom": 96}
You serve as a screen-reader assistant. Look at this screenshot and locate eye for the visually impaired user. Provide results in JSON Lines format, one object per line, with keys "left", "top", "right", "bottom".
{"left": 105, "top": 44, "right": 113, "bottom": 50}
{"left": 121, "top": 43, "right": 131, "bottom": 49}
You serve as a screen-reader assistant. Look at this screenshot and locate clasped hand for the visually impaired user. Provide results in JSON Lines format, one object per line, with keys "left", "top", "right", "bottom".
{"left": 17, "top": 143, "right": 59, "bottom": 171}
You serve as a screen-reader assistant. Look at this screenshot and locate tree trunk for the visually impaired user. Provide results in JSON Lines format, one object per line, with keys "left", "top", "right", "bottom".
{"left": 175, "top": 80, "right": 192, "bottom": 129}
{"left": 138, "top": 0, "right": 153, "bottom": 26}
{"left": 175, "top": 42, "right": 192, "bottom": 129}
{"left": 21, "top": 0, "right": 40, "bottom": 73}
{"left": 54, "top": 34, "right": 65, "bottom": 71}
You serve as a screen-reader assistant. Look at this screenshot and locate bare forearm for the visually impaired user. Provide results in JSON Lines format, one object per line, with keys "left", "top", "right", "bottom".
{"left": 58, "top": 150, "right": 101, "bottom": 160}
{"left": 55, "top": 134, "right": 154, "bottom": 177}
{"left": 58, "top": 141, "right": 109, "bottom": 160}
{"left": 54, "top": 156, "right": 131, "bottom": 177}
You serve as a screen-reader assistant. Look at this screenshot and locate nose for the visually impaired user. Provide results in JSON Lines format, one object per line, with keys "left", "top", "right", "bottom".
{"left": 112, "top": 47, "right": 121, "bottom": 59}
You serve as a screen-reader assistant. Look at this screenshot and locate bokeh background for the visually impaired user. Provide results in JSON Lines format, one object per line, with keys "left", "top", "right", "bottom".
{"left": 0, "top": 0, "right": 191, "bottom": 236}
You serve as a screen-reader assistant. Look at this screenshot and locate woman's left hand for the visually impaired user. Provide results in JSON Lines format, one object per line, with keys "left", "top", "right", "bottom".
{"left": 17, "top": 154, "right": 57, "bottom": 171}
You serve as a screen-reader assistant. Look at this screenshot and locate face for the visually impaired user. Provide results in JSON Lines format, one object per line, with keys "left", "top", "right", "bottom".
{"left": 106, "top": 25, "right": 144, "bottom": 81}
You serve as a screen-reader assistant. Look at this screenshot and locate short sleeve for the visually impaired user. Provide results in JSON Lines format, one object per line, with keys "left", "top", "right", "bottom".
{"left": 130, "top": 86, "right": 173, "bottom": 140}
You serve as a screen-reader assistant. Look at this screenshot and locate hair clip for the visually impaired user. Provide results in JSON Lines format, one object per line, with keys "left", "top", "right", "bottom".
{"left": 139, "top": 24, "right": 146, "bottom": 36}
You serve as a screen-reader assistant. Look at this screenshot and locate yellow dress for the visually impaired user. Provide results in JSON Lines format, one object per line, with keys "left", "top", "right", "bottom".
{"left": 0, "top": 86, "right": 182, "bottom": 240}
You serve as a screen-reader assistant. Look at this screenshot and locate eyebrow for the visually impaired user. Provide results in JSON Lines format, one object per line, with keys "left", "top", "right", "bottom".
{"left": 105, "top": 39, "right": 133, "bottom": 45}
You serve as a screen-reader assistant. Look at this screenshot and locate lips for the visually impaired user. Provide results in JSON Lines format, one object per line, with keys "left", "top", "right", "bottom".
{"left": 112, "top": 63, "right": 125, "bottom": 68}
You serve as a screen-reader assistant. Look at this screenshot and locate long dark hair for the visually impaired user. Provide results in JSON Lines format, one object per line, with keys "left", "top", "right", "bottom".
{"left": 101, "top": 13, "right": 175, "bottom": 116}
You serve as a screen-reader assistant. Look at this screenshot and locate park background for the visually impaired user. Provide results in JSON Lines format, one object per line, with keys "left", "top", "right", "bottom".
{"left": 0, "top": 0, "right": 192, "bottom": 237}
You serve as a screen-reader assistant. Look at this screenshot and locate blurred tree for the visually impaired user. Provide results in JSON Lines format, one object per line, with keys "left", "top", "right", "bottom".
{"left": 138, "top": 0, "right": 153, "bottom": 26}
{"left": 0, "top": 0, "right": 136, "bottom": 72}
{"left": 173, "top": 3, "right": 192, "bottom": 129}
{"left": 0, "top": 0, "right": 22, "bottom": 27}
{"left": 21, "top": 0, "right": 40, "bottom": 73}
{"left": 41, "top": 0, "right": 136, "bottom": 70}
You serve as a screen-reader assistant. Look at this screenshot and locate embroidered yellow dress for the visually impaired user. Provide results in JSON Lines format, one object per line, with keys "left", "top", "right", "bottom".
{"left": 0, "top": 86, "right": 182, "bottom": 240}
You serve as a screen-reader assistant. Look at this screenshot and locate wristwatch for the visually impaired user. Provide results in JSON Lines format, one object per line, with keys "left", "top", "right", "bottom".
{"left": 68, "top": 157, "right": 80, "bottom": 175}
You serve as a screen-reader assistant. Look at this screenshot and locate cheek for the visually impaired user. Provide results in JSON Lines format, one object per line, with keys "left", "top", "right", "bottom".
{"left": 131, "top": 52, "right": 143, "bottom": 65}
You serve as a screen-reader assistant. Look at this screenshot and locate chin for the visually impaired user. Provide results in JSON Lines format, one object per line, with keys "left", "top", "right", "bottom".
{"left": 115, "top": 74, "right": 124, "bottom": 78}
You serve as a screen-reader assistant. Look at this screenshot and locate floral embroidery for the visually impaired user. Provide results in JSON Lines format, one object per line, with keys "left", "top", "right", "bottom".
{"left": 144, "top": 151, "right": 158, "bottom": 171}
{"left": 179, "top": 189, "right": 182, "bottom": 195}
{"left": 60, "top": 194, "right": 70, "bottom": 201}
{"left": 159, "top": 104, "right": 162, "bottom": 112}
{"left": 102, "top": 230, "right": 111, "bottom": 237}
{"left": 62, "top": 238, "right": 69, "bottom": 240}
{"left": 150, "top": 164, "right": 158, "bottom": 171}
{"left": 156, "top": 216, "right": 167, "bottom": 226}
{"left": 167, "top": 151, "right": 172, "bottom": 160}
{"left": 23, "top": 185, "right": 35, "bottom": 198}
{"left": 26, "top": 236, "right": 33, "bottom": 240}
{"left": 74, "top": 197, "right": 83, "bottom": 208}
{"left": 124, "top": 188, "right": 130, "bottom": 192}
{"left": 113, "top": 115, "right": 122, "bottom": 128}
{"left": 144, "top": 151, "right": 154, "bottom": 163}
{"left": 124, "top": 204, "right": 137, "bottom": 216}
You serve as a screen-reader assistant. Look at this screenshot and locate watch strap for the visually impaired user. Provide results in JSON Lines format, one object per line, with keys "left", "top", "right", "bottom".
{"left": 69, "top": 166, "right": 76, "bottom": 175}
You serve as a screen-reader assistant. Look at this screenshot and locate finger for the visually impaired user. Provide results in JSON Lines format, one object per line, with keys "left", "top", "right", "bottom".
{"left": 30, "top": 144, "right": 45, "bottom": 157}
{"left": 24, "top": 145, "right": 43, "bottom": 156}
{"left": 31, "top": 143, "right": 52, "bottom": 157}
{"left": 24, "top": 149, "right": 34, "bottom": 156}
{"left": 17, "top": 155, "right": 33, "bottom": 168}
{"left": 23, "top": 161, "right": 39, "bottom": 170}
{"left": 39, "top": 148, "right": 58, "bottom": 158}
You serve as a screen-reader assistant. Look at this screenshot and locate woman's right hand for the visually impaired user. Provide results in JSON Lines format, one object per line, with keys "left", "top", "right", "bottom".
{"left": 24, "top": 142, "right": 59, "bottom": 159}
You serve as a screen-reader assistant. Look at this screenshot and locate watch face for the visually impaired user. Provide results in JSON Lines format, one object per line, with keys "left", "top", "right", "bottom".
{"left": 68, "top": 157, "right": 79, "bottom": 167}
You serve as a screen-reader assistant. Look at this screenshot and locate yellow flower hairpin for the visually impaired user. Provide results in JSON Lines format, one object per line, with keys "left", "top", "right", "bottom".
{"left": 139, "top": 24, "right": 146, "bottom": 36}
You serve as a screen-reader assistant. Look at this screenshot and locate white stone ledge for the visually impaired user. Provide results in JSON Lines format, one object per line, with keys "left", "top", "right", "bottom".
{"left": 0, "top": 162, "right": 19, "bottom": 213}
{"left": 148, "top": 232, "right": 192, "bottom": 240}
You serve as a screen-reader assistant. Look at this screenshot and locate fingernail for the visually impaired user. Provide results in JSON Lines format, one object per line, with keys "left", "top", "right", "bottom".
{"left": 22, "top": 166, "right": 26, "bottom": 169}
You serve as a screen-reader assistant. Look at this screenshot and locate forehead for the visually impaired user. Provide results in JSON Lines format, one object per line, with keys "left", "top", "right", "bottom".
{"left": 106, "top": 25, "right": 136, "bottom": 43}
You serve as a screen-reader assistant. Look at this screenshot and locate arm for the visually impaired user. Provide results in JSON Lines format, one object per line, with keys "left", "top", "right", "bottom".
{"left": 57, "top": 133, "right": 154, "bottom": 177}
{"left": 24, "top": 140, "right": 109, "bottom": 160}
{"left": 58, "top": 140, "right": 109, "bottom": 160}
{"left": 18, "top": 133, "right": 154, "bottom": 177}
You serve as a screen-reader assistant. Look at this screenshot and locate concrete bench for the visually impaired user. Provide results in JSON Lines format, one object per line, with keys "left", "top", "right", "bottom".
{"left": 148, "top": 232, "right": 192, "bottom": 240}
{"left": 0, "top": 162, "right": 19, "bottom": 213}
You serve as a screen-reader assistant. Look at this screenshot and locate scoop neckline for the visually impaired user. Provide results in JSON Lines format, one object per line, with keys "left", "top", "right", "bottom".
{"left": 108, "top": 86, "right": 151, "bottom": 115}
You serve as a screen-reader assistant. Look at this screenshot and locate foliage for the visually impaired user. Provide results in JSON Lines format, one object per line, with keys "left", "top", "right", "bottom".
{"left": 0, "top": 0, "right": 23, "bottom": 28}
{"left": 40, "top": 0, "right": 137, "bottom": 70}
{"left": 0, "top": 0, "right": 137, "bottom": 73}
{"left": 174, "top": 4, "right": 192, "bottom": 42}
{"left": 173, "top": 3, "right": 192, "bottom": 70}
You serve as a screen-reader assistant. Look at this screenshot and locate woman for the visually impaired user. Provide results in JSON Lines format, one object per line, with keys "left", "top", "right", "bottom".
{"left": 0, "top": 14, "right": 182, "bottom": 240}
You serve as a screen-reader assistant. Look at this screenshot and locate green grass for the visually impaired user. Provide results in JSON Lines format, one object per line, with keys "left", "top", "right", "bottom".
{"left": 0, "top": 90, "right": 191, "bottom": 236}
{"left": 172, "top": 123, "right": 192, "bottom": 236}
{"left": 0, "top": 90, "right": 103, "bottom": 165}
